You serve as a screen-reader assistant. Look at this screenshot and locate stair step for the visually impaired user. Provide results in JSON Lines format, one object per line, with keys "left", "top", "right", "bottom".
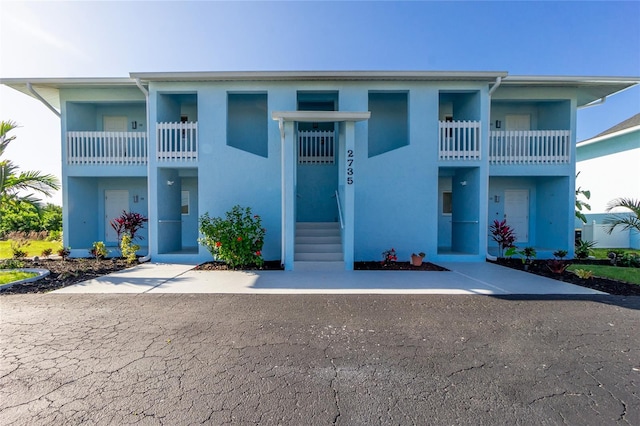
{"left": 294, "top": 261, "right": 345, "bottom": 272}
{"left": 295, "top": 243, "right": 343, "bottom": 254}
{"left": 296, "top": 228, "right": 341, "bottom": 237}
{"left": 296, "top": 222, "right": 340, "bottom": 229}
{"left": 296, "top": 235, "right": 342, "bottom": 244}
{"left": 295, "top": 252, "right": 344, "bottom": 261}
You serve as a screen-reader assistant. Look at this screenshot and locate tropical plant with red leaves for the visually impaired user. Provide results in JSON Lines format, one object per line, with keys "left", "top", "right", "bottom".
{"left": 489, "top": 219, "right": 516, "bottom": 257}
{"left": 110, "top": 211, "right": 148, "bottom": 242}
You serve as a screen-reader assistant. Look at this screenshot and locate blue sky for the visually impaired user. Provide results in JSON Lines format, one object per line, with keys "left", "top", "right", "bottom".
{"left": 0, "top": 1, "right": 638, "bottom": 204}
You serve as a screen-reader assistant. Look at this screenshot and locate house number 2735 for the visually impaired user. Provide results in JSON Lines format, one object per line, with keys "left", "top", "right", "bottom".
{"left": 347, "top": 149, "right": 354, "bottom": 185}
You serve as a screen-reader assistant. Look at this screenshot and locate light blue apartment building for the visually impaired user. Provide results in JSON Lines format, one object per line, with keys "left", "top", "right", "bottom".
{"left": 3, "top": 72, "right": 637, "bottom": 270}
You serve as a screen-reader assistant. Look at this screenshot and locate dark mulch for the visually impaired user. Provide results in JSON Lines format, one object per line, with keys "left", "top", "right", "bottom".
{"left": 354, "top": 261, "right": 449, "bottom": 271}
{"left": 1, "top": 258, "right": 134, "bottom": 295}
{"left": 194, "top": 261, "right": 284, "bottom": 271}
{"left": 492, "top": 258, "right": 640, "bottom": 296}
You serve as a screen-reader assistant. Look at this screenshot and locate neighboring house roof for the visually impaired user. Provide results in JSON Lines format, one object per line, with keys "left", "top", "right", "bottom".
{"left": 577, "top": 113, "right": 640, "bottom": 147}
{"left": 593, "top": 113, "right": 640, "bottom": 139}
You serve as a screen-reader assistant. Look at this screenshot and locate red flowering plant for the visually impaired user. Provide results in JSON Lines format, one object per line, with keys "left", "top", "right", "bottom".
{"left": 382, "top": 248, "right": 398, "bottom": 266}
{"left": 198, "top": 205, "right": 265, "bottom": 268}
{"left": 489, "top": 219, "right": 516, "bottom": 257}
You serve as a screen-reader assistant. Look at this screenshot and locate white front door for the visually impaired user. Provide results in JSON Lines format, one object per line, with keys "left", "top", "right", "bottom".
{"left": 103, "top": 116, "right": 128, "bottom": 132}
{"left": 504, "top": 189, "right": 529, "bottom": 243}
{"left": 505, "top": 114, "right": 531, "bottom": 131}
{"left": 105, "top": 190, "right": 129, "bottom": 243}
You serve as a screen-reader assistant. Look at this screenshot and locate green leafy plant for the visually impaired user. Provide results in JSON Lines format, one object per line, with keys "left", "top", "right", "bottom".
{"left": 10, "top": 239, "right": 28, "bottom": 259}
{"left": 120, "top": 234, "right": 140, "bottom": 265}
{"left": 41, "top": 248, "right": 53, "bottom": 257}
{"left": 0, "top": 259, "right": 25, "bottom": 269}
{"left": 575, "top": 239, "right": 596, "bottom": 259}
{"left": 89, "top": 241, "right": 108, "bottom": 260}
{"left": 198, "top": 205, "right": 265, "bottom": 269}
{"left": 505, "top": 246, "right": 537, "bottom": 266}
{"left": 489, "top": 219, "right": 516, "bottom": 257}
{"left": 573, "top": 268, "right": 594, "bottom": 279}
{"left": 553, "top": 249, "right": 568, "bottom": 260}
{"left": 575, "top": 172, "right": 591, "bottom": 224}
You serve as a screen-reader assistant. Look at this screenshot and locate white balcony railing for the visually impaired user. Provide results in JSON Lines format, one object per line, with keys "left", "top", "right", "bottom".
{"left": 66, "top": 132, "right": 147, "bottom": 165}
{"left": 298, "top": 130, "right": 335, "bottom": 164}
{"left": 157, "top": 121, "right": 198, "bottom": 161}
{"left": 438, "top": 120, "right": 481, "bottom": 160}
{"left": 489, "top": 130, "right": 570, "bottom": 164}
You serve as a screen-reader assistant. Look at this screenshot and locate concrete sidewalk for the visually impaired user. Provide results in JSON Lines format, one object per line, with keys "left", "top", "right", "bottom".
{"left": 53, "top": 261, "right": 605, "bottom": 295}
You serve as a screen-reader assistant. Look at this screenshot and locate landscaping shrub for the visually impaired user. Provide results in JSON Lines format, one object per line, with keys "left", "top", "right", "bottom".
{"left": 199, "top": 205, "right": 265, "bottom": 268}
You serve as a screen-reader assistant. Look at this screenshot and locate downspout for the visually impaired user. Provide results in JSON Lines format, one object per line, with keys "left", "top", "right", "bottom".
{"left": 578, "top": 96, "right": 606, "bottom": 109}
{"left": 27, "top": 83, "right": 60, "bottom": 117}
{"left": 486, "top": 76, "right": 502, "bottom": 262}
{"left": 134, "top": 78, "right": 152, "bottom": 263}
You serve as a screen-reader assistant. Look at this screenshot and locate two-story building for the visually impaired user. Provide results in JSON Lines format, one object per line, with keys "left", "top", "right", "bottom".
{"left": 3, "top": 71, "right": 637, "bottom": 270}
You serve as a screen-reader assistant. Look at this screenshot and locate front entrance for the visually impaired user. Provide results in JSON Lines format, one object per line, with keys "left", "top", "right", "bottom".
{"left": 105, "top": 190, "right": 129, "bottom": 243}
{"left": 296, "top": 128, "right": 338, "bottom": 222}
{"left": 504, "top": 189, "right": 529, "bottom": 243}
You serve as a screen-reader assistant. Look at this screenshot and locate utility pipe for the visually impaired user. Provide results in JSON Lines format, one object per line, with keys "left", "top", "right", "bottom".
{"left": 486, "top": 76, "right": 502, "bottom": 262}
{"left": 488, "top": 76, "right": 502, "bottom": 96}
{"left": 27, "top": 83, "right": 60, "bottom": 117}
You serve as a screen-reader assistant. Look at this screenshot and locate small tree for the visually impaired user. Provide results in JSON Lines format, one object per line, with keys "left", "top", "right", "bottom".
{"left": 198, "top": 205, "right": 265, "bottom": 269}
{"left": 489, "top": 219, "right": 516, "bottom": 257}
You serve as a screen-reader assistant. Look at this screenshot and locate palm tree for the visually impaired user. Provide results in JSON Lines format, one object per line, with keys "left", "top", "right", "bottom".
{"left": 603, "top": 197, "right": 640, "bottom": 234}
{"left": 0, "top": 120, "right": 60, "bottom": 210}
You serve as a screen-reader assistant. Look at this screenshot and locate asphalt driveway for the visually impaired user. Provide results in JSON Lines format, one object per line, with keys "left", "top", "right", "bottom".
{"left": 1, "top": 294, "right": 638, "bottom": 425}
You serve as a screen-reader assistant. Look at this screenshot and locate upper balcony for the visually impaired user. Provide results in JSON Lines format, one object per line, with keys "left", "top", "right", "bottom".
{"left": 157, "top": 121, "right": 198, "bottom": 162}
{"left": 67, "top": 131, "right": 147, "bottom": 165}
{"left": 489, "top": 130, "right": 570, "bottom": 164}
{"left": 438, "top": 120, "right": 481, "bottom": 161}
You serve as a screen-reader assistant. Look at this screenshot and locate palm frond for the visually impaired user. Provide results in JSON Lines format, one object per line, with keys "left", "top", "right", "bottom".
{"left": 603, "top": 198, "right": 640, "bottom": 234}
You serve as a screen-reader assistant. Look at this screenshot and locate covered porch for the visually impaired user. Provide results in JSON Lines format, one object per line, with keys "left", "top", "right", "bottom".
{"left": 272, "top": 110, "right": 370, "bottom": 271}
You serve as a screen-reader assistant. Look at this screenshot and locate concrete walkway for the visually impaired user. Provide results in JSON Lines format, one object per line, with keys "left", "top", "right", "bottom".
{"left": 53, "top": 261, "right": 605, "bottom": 295}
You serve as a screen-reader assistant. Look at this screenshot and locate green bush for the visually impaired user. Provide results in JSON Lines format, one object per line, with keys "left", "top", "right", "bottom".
{"left": 120, "top": 234, "right": 139, "bottom": 265}
{"left": 89, "top": 241, "right": 108, "bottom": 259}
{"left": 198, "top": 205, "right": 265, "bottom": 269}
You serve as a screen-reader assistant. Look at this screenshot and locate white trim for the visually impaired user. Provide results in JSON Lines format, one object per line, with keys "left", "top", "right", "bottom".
{"left": 577, "top": 125, "right": 640, "bottom": 147}
{"left": 272, "top": 111, "right": 370, "bottom": 123}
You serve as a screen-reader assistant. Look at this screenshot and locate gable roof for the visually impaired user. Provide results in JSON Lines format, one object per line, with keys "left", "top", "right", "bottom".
{"left": 593, "top": 113, "right": 640, "bottom": 138}
{"left": 578, "top": 113, "right": 640, "bottom": 147}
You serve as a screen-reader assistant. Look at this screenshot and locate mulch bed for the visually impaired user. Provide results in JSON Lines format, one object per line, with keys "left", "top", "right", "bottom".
{"left": 194, "top": 261, "right": 284, "bottom": 271}
{"left": 1, "top": 258, "right": 133, "bottom": 295}
{"left": 492, "top": 258, "right": 640, "bottom": 296}
{"left": 354, "top": 261, "right": 449, "bottom": 271}
{"left": 2, "top": 257, "right": 638, "bottom": 296}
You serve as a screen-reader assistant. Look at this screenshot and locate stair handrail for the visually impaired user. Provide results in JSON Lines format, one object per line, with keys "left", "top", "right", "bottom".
{"left": 335, "top": 190, "right": 344, "bottom": 230}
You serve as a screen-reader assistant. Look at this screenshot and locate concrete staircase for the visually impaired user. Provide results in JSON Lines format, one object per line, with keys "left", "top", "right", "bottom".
{"left": 294, "top": 222, "right": 345, "bottom": 271}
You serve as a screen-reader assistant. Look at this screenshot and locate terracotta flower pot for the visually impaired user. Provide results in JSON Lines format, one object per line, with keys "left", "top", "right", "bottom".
{"left": 411, "top": 254, "right": 425, "bottom": 266}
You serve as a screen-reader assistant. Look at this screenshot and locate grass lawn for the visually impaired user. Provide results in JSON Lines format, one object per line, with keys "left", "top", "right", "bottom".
{"left": 567, "top": 264, "right": 640, "bottom": 285}
{"left": 0, "top": 271, "right": 38, "bottom": 285}
{"left": 0, "top": 240, "right": 61, "bottom": 259}
{"left": 591, "top": 248, "right": 640, "bottom": 260}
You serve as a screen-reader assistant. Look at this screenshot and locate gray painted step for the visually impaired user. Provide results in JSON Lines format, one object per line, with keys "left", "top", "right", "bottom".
{"left": 296, "top": 235, "right": 342, "bottom": 244}
{"left": 295, "top": 243, "right": 343, "bottom": 253}
{"left": 295, "top": 252, "right": 344, "bottom": 261}
{"left": 293, "top": 261, "right": 345, "bottom": 272}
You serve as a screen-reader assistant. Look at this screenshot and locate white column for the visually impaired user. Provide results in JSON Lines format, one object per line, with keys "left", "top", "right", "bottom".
{"left": 282, "top": 121, "right": 296, "bottom": 271}
{"left": 343, "top": 121, "right": 355, "bottom": 270}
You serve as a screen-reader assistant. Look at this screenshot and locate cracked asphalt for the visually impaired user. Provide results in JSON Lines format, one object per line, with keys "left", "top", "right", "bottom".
{"left": 1, "top": 294, "right": 639, "bottom": 425}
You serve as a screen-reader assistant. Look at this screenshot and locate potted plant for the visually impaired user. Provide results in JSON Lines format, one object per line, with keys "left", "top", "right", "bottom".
{"left": 411, "top": 252, "right": 426, "bottom": 266}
